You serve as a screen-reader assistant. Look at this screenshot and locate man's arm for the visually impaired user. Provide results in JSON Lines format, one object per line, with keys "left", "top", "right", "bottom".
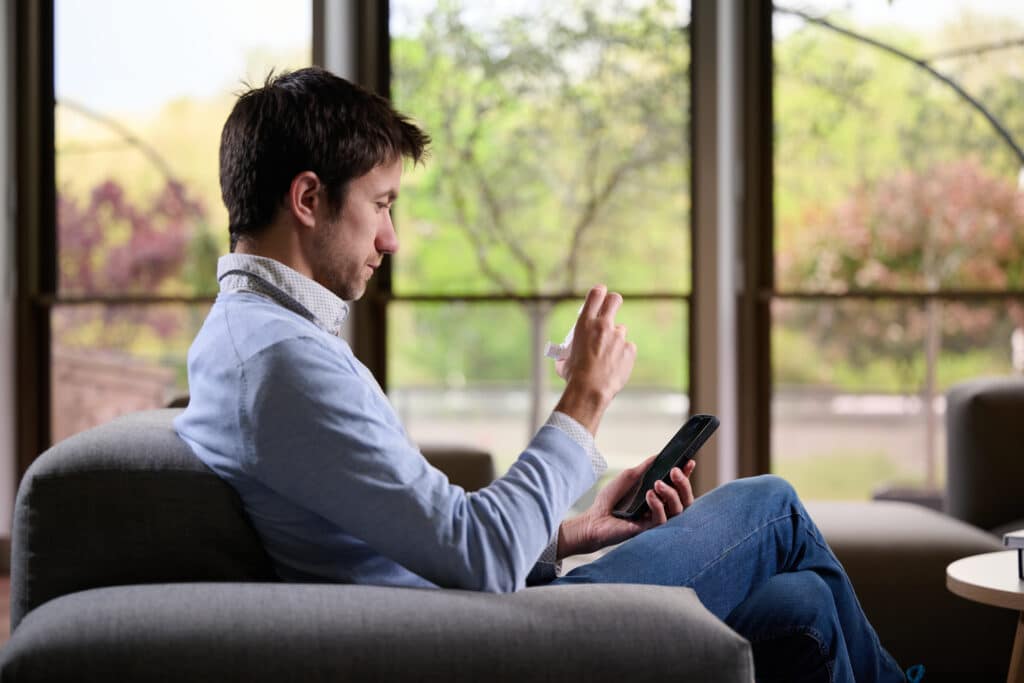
{"left": 550, "top": 286, "right": 697, "bottom": 560}
{"left": 239, "top": 334, "right": 600, "bottom": 593}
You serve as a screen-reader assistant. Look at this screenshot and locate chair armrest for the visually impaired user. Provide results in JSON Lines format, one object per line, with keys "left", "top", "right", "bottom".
{"left": 946, "top": 377, "right": 1024, "bottom": 530}
{"left": 421, "top": 444, "right": 495, "bottom": 491}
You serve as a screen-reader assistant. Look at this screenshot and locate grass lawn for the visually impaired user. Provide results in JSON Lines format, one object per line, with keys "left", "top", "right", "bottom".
{"left": 774, "top": 451, "right": 927, "bottom": 501}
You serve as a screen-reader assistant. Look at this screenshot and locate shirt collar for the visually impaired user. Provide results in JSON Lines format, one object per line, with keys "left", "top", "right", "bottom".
{"left": 217, "top": 253, "right": 350, "bottom": 335}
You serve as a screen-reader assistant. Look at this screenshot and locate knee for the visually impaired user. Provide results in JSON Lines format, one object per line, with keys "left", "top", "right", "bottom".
{"left": 724, "top": 474, "right": 800, "bottom": 508}
{"left": 771, "top": 572, "right": 835, "bottom": 626}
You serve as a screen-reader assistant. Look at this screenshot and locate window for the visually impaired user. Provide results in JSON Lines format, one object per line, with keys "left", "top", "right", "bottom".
{"left": 52, "top": 0, "right": 312, "bottom": 441}
{"left": 388, "top": 1, "right": 693, "bottom": 482}
{"left": 771, "top": 1, "right": 1024, "bottom": 499}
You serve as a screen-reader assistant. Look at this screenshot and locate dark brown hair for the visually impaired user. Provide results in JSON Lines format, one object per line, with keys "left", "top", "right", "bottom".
{"left": 219, "top": 67, "right": 430, "bottom": 250}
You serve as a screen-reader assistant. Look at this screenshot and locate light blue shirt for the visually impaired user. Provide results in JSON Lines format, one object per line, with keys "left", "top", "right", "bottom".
{"left": 174, "top": 255, "right": 606, "bottom": 593}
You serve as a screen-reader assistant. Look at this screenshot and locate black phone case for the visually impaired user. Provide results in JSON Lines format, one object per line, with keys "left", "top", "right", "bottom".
{"left": 611, "top": 414, "right": 719, "bottom": 520}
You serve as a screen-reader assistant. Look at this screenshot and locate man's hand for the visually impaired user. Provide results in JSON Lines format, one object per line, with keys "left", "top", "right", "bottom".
{"left": 557, "top": 455, "right": 696, "bottom": 559}
{"left": 553, "top": 285, "right": 636, "bottom": 435}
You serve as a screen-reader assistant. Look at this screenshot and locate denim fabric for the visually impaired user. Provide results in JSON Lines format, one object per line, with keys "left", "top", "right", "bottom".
{"left": 551, "top": 475, "right": 905, "bottom": 682}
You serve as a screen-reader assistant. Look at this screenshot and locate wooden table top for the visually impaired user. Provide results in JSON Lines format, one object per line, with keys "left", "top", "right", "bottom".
{"left": 947, "top": 550, "right": 1024, "bottom": 611}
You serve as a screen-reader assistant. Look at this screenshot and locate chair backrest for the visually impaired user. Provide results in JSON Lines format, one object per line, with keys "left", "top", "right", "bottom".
{"left": 10, "top": 409, "right": 277, "bottom": 630}
{"left": 946, "top": 377, "right": 1024, "bottom": 531}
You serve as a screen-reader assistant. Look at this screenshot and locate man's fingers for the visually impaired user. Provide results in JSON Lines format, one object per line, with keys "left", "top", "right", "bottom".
{"left": 598, "top": 291, "right": 623, "bottom": 320}
{"left": 580, "top": 285, "right": 607, "bottom": 320}
{"left": 646, "top": 489, "right": 668, "bottom": 525}
{"left": 655, "top": 479, "right": 684, "bottom": 517}
{"left": 670, "top": 465, "right": 696, "bottom": 508}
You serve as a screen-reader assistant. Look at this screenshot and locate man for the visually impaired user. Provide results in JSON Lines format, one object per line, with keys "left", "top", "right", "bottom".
{"left": 175, "top": 67, "right": 910, "bottom": 681}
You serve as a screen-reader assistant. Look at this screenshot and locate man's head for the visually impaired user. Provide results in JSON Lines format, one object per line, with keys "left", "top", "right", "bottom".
{"left": 219, "top": 67, "right": 429, "bottom": 299}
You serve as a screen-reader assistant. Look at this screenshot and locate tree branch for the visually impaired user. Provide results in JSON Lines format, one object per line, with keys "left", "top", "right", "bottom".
{"left": 776, "top": 5, "right": 1024, "bottom": 168}
{"left": 564, "top": 149, "right": 667, "bottom": 289}
{"left": 438, "top": 93, "right": 524, "bottom": 295}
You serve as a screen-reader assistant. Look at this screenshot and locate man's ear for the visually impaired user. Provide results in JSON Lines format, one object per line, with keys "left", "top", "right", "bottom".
{"left": 286, "top": 171, "right": 322, "bottom": 229}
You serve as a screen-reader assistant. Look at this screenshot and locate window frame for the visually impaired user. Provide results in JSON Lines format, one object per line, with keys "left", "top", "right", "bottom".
{"left": 368, "top": 0, "right": 701, "bottom": 473}
{"left": 764, "top": 1, "right": 1024, "bottom": 494}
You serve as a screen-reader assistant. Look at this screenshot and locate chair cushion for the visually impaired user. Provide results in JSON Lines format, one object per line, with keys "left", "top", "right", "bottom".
{"left": 11, "top": 409, "right": 276, "bottom": 629}
{"left": 0, "top": 582, "right": 753, "bottom": 683}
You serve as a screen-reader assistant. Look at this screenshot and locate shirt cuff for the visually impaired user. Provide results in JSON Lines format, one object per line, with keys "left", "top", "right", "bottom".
{"left": 528, "top": 411, "right": 606, "bottom": 585}
{"left": 546, "top": 411, "right": 608, "bottom": 478}
{"left": 527, "top": 534, "right": 562, "bottom": 585}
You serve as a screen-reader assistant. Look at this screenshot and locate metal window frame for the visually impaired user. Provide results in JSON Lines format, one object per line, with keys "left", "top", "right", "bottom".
{"left": 351, "top": 0, "right": 700, "bottom": 482}
{"left": 759, "top": 2, "right": 1024, "bottom": 490}
{"left": 14, "top": 0, "right": 55, "bottom": 479}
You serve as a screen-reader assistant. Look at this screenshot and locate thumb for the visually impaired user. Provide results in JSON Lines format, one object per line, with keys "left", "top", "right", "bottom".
{"left": 603, "top": 454, "right": 656, "bottom": 502}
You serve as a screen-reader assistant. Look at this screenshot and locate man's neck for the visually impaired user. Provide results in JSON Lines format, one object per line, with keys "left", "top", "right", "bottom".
{"left": 234, "top": 222, "right": 313, "bottom": 280}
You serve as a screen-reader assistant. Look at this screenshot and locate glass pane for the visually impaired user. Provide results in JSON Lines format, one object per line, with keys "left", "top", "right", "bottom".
{"left": 551, "top": 299, "right": 691, "bottom": 474}
{"left": 55, "top": 0, "right": 312, "bottom": 296}
{"left": 389, "top": 302, "right": 532, "bottom": 471}
{"left": 389, "top": 299, "right": 689, "bottom": 501}
{"left": 774, "top": 1, "right": 1024, "bottom": 293}
{"left": 390, "top": 1, "right": 692, "bottom": 296}
{"left": 771, "top": 298, "right": 1022, "bottom": 500}
{"left": 51, "top": 303, "right": 211, "bottom": 442}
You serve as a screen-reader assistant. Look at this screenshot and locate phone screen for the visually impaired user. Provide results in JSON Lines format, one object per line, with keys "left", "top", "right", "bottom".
{"left": 612, "top": 414, "right": 719, "bottom": 519}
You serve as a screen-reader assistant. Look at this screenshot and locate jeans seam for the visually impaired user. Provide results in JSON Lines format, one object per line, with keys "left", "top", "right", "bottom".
{"left": 685, "top": 511, "right": 797, "bottom": 585}
{"left": 746, "top": 624, "right": 827, "bottom": 654}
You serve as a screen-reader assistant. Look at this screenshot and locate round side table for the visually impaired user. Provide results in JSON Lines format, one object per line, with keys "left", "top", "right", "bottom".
{"left": 947, "top": 550, "right": 1024, "bottom": 683}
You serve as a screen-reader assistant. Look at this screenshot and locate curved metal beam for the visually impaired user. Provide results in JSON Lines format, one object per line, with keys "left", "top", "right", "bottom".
{"left": 776, "top": 5, "right": 1024, "bottom": 168}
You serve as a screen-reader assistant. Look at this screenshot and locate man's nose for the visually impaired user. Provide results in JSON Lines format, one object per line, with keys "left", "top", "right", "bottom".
{"left": 376, "top": 212, "right": 399, "bottom": 255}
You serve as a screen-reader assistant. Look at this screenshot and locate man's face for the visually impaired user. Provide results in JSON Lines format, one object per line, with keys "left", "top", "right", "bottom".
{"left": 310, "top": 159, "right": 402, "bottom": 301}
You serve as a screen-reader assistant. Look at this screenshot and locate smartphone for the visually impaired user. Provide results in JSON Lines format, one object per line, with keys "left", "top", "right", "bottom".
{"left": 611, "top": 414, "right": 719, "bottom": 520}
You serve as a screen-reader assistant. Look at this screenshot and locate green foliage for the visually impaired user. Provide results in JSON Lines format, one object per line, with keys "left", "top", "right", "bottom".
{"left": 775, "top": 14, "right": 1024, "bottom": 250}
{"left": 391, "top": 0, "right": 690, "bottom": 297}
{"left": 389, "top": 302, "right": 531, "bottom": 386}
{"left": 775, "top": 159, "right": 1024, "bottom": 386}
{"left": 52, "top": 4, "right": 1024, "bottom": 400}
{"left": 389, "top": 0, "right": 692, "bottom": 395}
{"left": 773, "top": 10, "right": 1024, "bottom": 395}
{"left": 774, "top": 452, "right": 924, "bottom": 501}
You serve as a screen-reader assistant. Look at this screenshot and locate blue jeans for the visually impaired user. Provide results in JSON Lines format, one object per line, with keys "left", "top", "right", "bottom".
{"left": 550, "top": 475, "right": 905, "bottom": 683}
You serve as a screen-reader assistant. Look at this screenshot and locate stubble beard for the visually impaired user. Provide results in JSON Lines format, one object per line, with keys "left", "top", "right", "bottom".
{"left": 319, "top": 259, "right": 365, "bottom": 302}
{"left": 311, "top": 225, "right": 365, "bottom": 302}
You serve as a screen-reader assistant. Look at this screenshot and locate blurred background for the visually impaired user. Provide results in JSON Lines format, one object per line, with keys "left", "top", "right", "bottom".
{"left": 37, "top": 0, "right": 1024, "bottom": 505}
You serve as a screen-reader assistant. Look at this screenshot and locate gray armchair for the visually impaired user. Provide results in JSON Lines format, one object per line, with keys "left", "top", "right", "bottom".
{"left": 0, "top": 409, "right": 753, "bottom": 682}
{"left": 945, "top": 376, "right": 1024, "bottom": 535}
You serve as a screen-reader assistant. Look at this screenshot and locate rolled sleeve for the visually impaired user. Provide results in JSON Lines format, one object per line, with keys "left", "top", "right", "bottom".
{"left": 546, "top": 411, "right": 607, "bottom": 478}
{"left": 525, "top": 412, "right": 610, "bottom": 584}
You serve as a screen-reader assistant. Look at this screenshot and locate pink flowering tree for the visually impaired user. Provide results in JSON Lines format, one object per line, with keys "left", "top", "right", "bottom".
{"left": 55, "top": 179, "right": 206, "bottom": 348}
{"left": 778, "top": 159, "right": 1024, "bottom": 386}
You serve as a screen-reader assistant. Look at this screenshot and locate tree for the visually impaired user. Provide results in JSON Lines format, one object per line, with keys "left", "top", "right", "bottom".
{"left": 55, "top": 178, "right": 205, "bottom": 351}
{"left": 780, "top": 159, "right": 1024, "bottom": 370}
{"left": 392, "top": 0, "right": 690, "bottom": 432}
{"left": 778, "top": 159, "right": 1024, "bottom": 486}
{"left": 774, "top": 10, "right": 1024, "bottom": 260}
